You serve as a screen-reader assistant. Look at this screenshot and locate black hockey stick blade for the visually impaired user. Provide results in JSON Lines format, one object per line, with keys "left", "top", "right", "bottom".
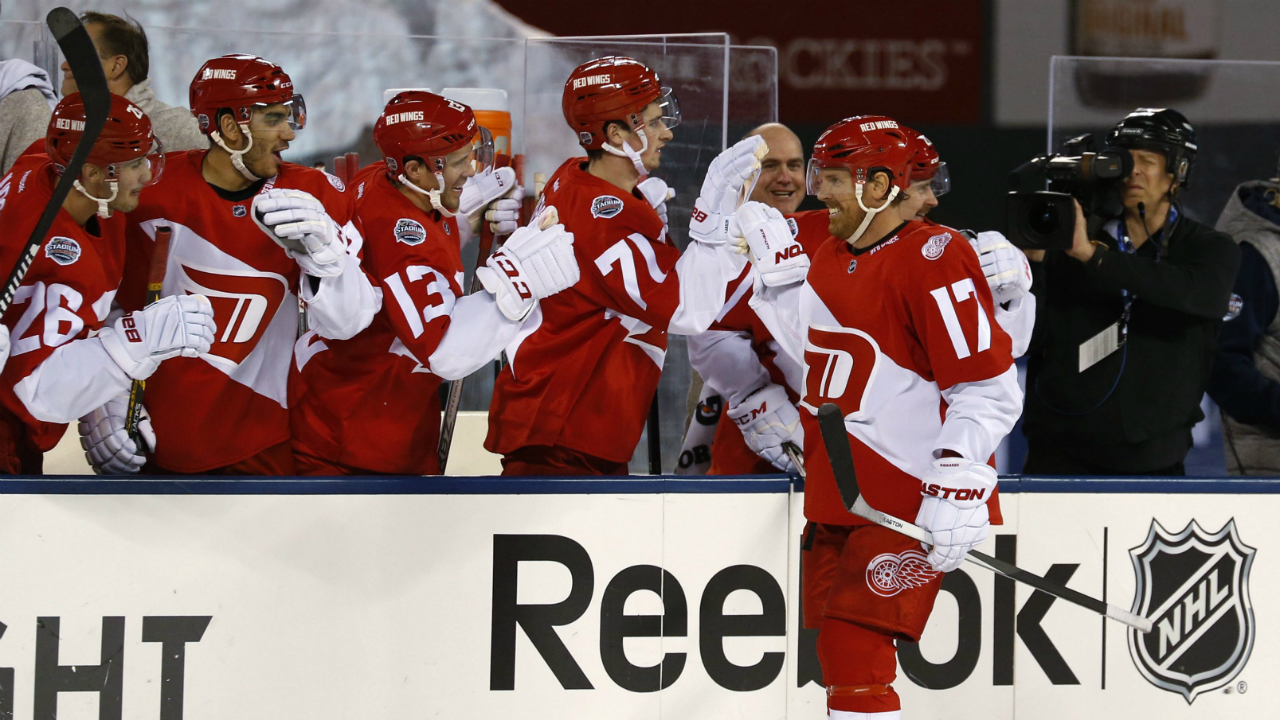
{"left": 815, "top": 402, "right": 1152, "bottom": 632}
{"left": 0, "top": 9, "right": 110, "bottom": 316}
{"left": 816, "top": 403, "right": 860, "bottom": 510}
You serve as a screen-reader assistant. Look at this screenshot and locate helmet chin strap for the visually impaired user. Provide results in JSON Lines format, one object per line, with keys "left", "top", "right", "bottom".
{"left": 73, "top": 179, "right": 117, "bottom": 218}
{"left": 847, "top": 184, "right": 900, "bottom": 243}
{"left": 602, "top": 129, "right": 649, "bottom": 178}
{"left": 210, "top": 124, "right": 261, "bottom": 182}
{"left": 399, "top": 171, "right": 456, "bottom": 217}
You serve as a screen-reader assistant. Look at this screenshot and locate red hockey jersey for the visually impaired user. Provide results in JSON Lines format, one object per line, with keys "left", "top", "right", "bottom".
{"left": 753, "top": 220, "right": 1021, "bottom": 525}
{"left": 290, "top": 164, "right": 463, "bottom": 474}
{"left": 487, "top": 159, "right": 687, "bottom": 464}
{"left": 0, "top": 154, "right": 130, "bottom": 469}
{"left": 120, "top": 149, "right": 369, "bottom": 472}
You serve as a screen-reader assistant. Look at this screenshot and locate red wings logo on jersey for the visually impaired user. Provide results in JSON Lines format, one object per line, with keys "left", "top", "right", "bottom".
{"left": 800, "top": 324, "right": 880, "bottom": 419}
{"left": 866, "top": 550, "right": 938, "bottom": 597}
{"left": 178, "top": 265, "right": 288, "bottom": 364}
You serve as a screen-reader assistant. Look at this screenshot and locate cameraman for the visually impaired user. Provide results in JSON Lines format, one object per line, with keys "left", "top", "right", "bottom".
{"left": 1021, "top": 109, "right": 1240, "bottom": 475}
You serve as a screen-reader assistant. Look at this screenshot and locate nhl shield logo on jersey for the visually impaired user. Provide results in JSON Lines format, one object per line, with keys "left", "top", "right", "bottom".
{"left": 922, "top": 232, "right": 952, "bottom": 260}
{"left": 591, "top": 195, "right": 624, "bottom": 219}
{"left": 394, "top": 218, "right": 426, "bottom": 246}
{"left": 1128, "top": 519, "right": 1256, "bottom": 704}
{"left": 44, "top": 236, "right": 81, "bottom": 265}
{"left": 232, "top": 204, "right": 247, "bottom": 218}
{"left": 866, "top": 549, "right": 937, "bottom": 598}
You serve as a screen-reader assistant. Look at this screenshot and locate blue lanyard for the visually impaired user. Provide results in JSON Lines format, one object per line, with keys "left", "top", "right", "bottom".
{"left": 1111, "top": 206, "right": 1177, "bottom": 343}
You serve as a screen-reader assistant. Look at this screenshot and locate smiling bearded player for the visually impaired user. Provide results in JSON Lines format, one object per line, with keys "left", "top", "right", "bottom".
{"left": 742, "top": 116, "right": 1024, "bottom": 719}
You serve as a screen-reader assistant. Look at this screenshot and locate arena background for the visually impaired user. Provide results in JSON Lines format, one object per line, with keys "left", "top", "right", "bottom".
{"left": 5, "top": 0, "right": 1280, "bottom": 475}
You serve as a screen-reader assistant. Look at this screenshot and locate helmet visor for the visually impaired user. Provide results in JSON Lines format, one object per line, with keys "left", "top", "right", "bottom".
{"left": 657, "top": 87, "right": 681, "bottom": 130}
{"left": 471, "top": 126, "right": 495, "bottom": 173}
{"left": 929, "top": 162, "right": 950, "bottom": 197}
{"left": 251, "top": 94, "right": 307, "bottom": 131}
{"left": 108, "top": 136, "right": 166, "bottom": 188}
{"left": 806, "top": 158, "right": 857, "bottom": 197}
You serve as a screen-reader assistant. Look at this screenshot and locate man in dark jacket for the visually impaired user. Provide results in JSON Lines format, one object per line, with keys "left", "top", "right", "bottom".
{"left": 1022, "top": 108, "right": 1240, "bottom": 475}
{"left": 1208, "top": 157, "right": 1280, "bottom": 474}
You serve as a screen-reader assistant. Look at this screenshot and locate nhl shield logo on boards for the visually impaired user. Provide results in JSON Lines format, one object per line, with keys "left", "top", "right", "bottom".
{"left": 590, "top": 195, "right": 624, "bottom": 219}
{"left": 1128, "top": 518, "right": 1256, "bottom": 704}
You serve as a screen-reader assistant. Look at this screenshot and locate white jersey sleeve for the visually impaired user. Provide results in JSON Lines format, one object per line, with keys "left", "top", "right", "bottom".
{"left": 687, "top": 329, "right": 771, "bottom": 406}
{"left": 993, "top": 294, "right": 1035, "bottom": 358}
{"left": 303, "top": 219, "right": 382, "bottom": 340}
{"left": 427, "top": 292, "right": 525, "bottom": 381}
{"left": 14, "top": 336, "right": 132, "bottom": 423}
{"left": 667, "top": 243, "right": 749, "bottom": 336}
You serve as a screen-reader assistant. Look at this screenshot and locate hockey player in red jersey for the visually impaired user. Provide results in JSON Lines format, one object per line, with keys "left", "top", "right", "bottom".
{"left": 290, "top": 91, "right": 578, "bottom": 475}
{"left": 0, "top": 94, "right": 214, "bottom": 474}
{"left": 485, "top": 55, "right": 763, "bottom": 475}
{"left": 78, "top": 54, "right": 379, "bottom": 475}
{"left": 692, "top": 127, "right": 1034, "bottom": 476}
{"left": 744, "top": 117, "right": 1023, "bottom": 719}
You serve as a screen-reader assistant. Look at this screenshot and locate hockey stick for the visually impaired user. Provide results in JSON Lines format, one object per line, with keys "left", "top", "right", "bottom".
{"left": 124, "top": 226, "right": 172, "bottom": 445}
{"left": 0, "top": 8, "right": 110, "bottom": 317}
{"left": 814, "top": 403, "right": 1152, "bottom": 633}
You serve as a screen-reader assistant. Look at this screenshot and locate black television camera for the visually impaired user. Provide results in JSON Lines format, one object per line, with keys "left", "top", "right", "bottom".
{"left": 1005, "top": 134, "right": 1133, "bottom": 250}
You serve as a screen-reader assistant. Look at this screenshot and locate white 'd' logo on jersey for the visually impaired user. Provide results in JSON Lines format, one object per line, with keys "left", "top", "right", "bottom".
{"left": 177, "top": 263, "right": 288, "bottom": 365}
{"left": 800, "top": 324, "right": 881, "bottom": 419}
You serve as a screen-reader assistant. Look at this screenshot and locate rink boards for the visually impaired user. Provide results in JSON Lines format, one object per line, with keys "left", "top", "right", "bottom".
{"left": 0, "top": 475, "right": 1273, "bottom": 719}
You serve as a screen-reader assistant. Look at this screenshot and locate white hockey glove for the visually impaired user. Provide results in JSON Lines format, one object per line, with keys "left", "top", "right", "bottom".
{"left": 636, "top": 176, "right": 674, "bottom": 230}
{"left": 968, "top": 231, "right": 1032, "bottom": 305}
{"left": 728, "top": 383, "right": 803, "bottom": 472}
{"left": 914, "top": 457, "right": 997, "bottom": 573}
{"left": 484, "top": 179, "right": 526, "bottom": 237}
{"left": 252, "top": 188, "right": 345, "bottom": 277}
{"left": 476, "top": 208, "right": 579, "bottom": 321}
{"left": 78, "top": 393, "right": 154, "bottom": 475}
{"left": 459, "top": 166, "right": 518, "bottom": 216}
{"left": 0, "top": 325, "right": 9, "bottom": 373}
{"left": 99, "top": 294, "right": 216, "bottom": 381}
{"left": 689, "top": 135, "right": 767, "bottom": 246}
{"left": 732, "top": 201, "right": 809, "bottom": 287}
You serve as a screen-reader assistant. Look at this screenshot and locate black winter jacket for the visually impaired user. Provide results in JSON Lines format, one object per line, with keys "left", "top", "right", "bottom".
{"left": 1022, "top": 211, "right": 1241, "bottom": 472}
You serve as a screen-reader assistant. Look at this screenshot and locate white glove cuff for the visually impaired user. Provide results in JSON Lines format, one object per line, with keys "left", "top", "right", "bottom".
{"left": 97, "top": 324, "right": 157, "bottom": 381}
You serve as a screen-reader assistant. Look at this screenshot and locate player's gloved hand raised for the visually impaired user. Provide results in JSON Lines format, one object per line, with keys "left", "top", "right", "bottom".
{"left": 252, "top": 188, "right": 345, "bottom": 277}
{"left": 967, "top": 230, "right": 1032, "bottom": 305}
{"left": 477, "top": 207, "right": 579, "bottom": 322}
{"left": 689, "top": 135, "right": 766, "bottom": 246}
{"left": 484, "top": 179, "right": 526, "bottom": 237}
{"left": 914, "top": 457, "right": 997, "bottom": 573}
{"left": 732, "top": 201, "right": 809, "bottom": 287}
{"left": 636, "top": 176, "right": 674, "bottom": 231}
{"left": 459, "top": 166, "right": 518, "bottom": 216}
{"left": 99, "top": 294, "right": 217, "bottom": 381}
{"left": 0, "top": 325, "right": 9, "bottom": 373}
{"left": 78, "top": 393, "right": 154, "bottom": 474}
{"left": 728, "top": 383, "right": 803, "bottom": 472}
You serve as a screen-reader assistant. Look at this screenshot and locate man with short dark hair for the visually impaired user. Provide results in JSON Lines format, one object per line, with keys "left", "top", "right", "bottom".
{"left": 59, "top": 12, "right": 207, "bottom": 152}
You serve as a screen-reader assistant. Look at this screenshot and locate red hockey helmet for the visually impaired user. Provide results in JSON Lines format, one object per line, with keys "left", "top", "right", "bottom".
{"left": 562, "top": 56, "right": 680, "bottom": 150}
{"left": 903, "top": 128, "right": 950, "bottom": 197}
{"left": 806, "top": 116, "right": 919, "bottom": 196}
{"left": 188, "top": 54, "right": 306, "bottom": 135}
{"left": 373, "top": 91, "right": 492, "bottom": 175}
{"left": 46, "top": 92, "right": 164, "bottom": 184}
